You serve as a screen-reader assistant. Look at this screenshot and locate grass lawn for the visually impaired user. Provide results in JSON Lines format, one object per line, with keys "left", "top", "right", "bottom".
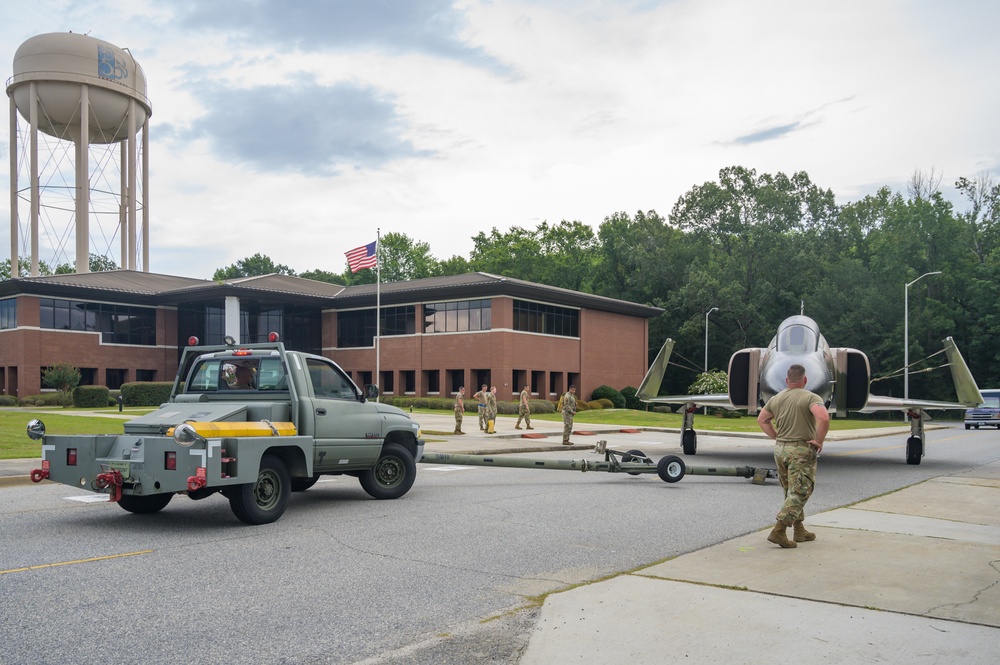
{"left": 0, "top": 408, "right": 151, "bottom": 460}
{"left": 411, "top": 407, "right": 906, "bottom": 433}
{"left": 2, "top": 406, "right": 908, "bottom": 460}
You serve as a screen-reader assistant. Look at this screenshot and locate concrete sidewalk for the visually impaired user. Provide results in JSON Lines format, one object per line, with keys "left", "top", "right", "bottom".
{"left": 3, "top": 410, "right": 997, "bottom": 662}
{"left": 520, "top": 461, "right": 1000, "bottom": 664}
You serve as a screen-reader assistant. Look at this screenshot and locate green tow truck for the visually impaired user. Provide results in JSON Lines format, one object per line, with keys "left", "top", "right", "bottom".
{"left": 29, "top": 335, "right": 424, "bottom": 524}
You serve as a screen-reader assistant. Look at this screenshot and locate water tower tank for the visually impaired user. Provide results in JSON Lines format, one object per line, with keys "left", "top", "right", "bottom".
{"left": 10, "top": 32, "right": 150, "bottom": 144}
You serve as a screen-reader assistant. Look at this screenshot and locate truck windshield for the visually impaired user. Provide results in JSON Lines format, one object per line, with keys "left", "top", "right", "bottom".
{"left": 185, "top": 357, "right": 287, "bottom": 392}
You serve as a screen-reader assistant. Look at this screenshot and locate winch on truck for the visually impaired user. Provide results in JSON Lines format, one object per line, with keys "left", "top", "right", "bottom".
{"left": 28, "top": 334, "right": 424, "bottom": 525}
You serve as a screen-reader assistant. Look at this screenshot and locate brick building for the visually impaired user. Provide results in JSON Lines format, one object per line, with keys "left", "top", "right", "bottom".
{"left": 0, "top": 270, "right": 662, "bottom": 402}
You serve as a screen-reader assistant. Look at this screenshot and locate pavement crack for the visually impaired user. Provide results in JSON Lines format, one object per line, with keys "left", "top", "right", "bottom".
{"left": 925, "top": 558, "right": 1000, "bottom": 615}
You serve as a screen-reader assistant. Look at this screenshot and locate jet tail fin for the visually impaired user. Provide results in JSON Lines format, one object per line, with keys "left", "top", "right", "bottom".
{"left": 943, "top": 337, "right": 983, "bottom": 406}
{"left": 637, "top": 339, "right": 675, "bottom": 402}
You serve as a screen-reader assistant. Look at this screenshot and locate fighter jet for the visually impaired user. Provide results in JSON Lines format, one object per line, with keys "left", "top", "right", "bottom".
{"left": 637, "top": 315, "right": 983, "bottom": 465}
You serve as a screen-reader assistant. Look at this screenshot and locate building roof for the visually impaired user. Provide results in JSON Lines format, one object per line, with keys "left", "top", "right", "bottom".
{"left": 0, "top": 270, "right": 662, "bottom": 318}
{"left": 333, "top": 272, "right": 663, "bottom": 317}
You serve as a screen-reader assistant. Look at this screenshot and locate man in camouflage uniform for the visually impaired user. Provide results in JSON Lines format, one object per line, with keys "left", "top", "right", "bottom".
{"left": 473, "top": 384, "right": 488, "bottom": 431}
{"left": 756, "top": 364, "right": 830, "bottom": 548}
{"left": 515, "top": 385, "right": 533, "bottom": 430}
{"left": 485, "top": 386, "right": 498, "bottom": 433}
{"left": 454, "top": 386, "right": 465, "bottom": 435}
{"left": 561, "top": 385, "right": 577, "bottom": 445}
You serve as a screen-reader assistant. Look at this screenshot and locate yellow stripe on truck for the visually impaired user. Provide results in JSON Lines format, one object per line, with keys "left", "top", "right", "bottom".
{"left": 166, "top": 422, "right": 297, "bottom": 437}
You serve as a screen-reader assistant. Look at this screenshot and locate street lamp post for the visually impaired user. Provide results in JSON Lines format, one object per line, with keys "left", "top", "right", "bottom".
{"left": 705, "top": 307, "right": 718, "bottom": 373}
{"left": 904, "top": 271, "right": 941, "bottom": 399}
{"left": 704, "top": 307, "right": 718, "bottom": 415}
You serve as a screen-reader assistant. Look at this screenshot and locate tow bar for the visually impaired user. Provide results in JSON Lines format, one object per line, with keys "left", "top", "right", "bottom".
{"left": 420, "top": 446, "right": 777, "bottom": 485}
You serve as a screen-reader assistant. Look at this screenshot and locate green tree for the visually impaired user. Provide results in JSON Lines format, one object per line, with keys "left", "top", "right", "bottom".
{"left": 469, "top": 226, "right": 543, "bottom": 280}
{"left": 42, "top": 362, "right": 81, "bottom": 405}
{"left": 54, "top": 254, "right": 120, "bottom": 274}
{"left": 0, "top": 257, "right": 54, "bottom": 280}
{"left": 298, "top": 269, "right": 343, "bottom": 284}
{"left": 213, "top": 253, "right": 296, "bottom": 280}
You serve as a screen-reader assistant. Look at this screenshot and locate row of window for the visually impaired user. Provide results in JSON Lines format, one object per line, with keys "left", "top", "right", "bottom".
{"left": 39, "top": 298, "right": 156, "bottom": 345}
{"left": 19, "top": 296, "right": 579, "bottom": 349}
{"left": 337, "top": 299, "right": 577, "bottom": 347}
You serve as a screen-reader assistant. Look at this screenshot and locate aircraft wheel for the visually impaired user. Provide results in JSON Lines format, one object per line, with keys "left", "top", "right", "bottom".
{"left": 682, "top": 429, "right": 697, "bottom": 456}
{"left": 905, "top": 436, "right": 923, "bottom": 465}
{"left": 964, "top": 424, "right": 970, "bottom": 430}
{"left": 657, "top": 455, "right": 686, "bottom": 483}
{"left": 622, "top": 449, "right": 648, "bottom": 476}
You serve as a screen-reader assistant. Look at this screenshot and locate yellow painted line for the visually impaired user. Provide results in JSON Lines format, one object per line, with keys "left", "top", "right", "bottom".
{"left": 0, "top": 549, "right": 153, "bottom": 575}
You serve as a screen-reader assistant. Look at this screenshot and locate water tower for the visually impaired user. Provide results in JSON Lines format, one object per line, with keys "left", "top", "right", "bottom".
{"left": 6, "top": 32, "right": 152, "bottom": 274}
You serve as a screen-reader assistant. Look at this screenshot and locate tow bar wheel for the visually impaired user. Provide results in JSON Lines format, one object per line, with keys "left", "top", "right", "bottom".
{"left": 657, "top": 455, "right": 686, "bottom": 483}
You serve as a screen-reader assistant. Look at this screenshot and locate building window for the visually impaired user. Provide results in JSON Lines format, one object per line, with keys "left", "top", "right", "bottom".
{"left": 0, "top": 298, "right": 15, "bottom": 329}
{"left": 136, "top": 369, "right": 156, "bottom": 382}
{"left": 39, "top": 298, "right": 156, "bottom": 345}
{"left": 402, "top": 370, "right": 415, "bottom": 393}
{"left": 513, "top": 300, "right": 578, "bottom": 337}
{"left": 424, "top": 299, "right": 491, "bottom": 333}
{"left": 337, "top": 306, "right": 415, "bottom": 348}
{"left": 106, "top": 368, "right": 127, "bottom": 390}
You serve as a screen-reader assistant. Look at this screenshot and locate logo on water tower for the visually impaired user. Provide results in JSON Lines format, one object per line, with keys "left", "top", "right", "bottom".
{"left": 97, "top": 45, "right": 129, "bottom": 82}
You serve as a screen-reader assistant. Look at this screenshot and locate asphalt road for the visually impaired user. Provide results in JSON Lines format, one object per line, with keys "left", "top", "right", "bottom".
{"left": 2, "top": 425, "right": 998, "bottom": 664}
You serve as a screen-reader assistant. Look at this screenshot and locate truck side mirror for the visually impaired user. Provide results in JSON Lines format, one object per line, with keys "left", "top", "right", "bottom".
{"left": 366, "top": 384, "right": 379, "bottom": 400}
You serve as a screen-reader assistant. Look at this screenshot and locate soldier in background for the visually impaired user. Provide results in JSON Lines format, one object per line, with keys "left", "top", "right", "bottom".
{"left": 486, "top": 386, "right": 498, "bottom": 433}
{"left": 473, "top": 384, "right": 489, "bottom": 431}
{"left": 515, "top": 384, "right": 533, "bottom": 430}
{"left": 454, "top": 386, "right": 465, "bottom": 435}
{"left": 561, "top": 385, "right": 577, "bottom": 445}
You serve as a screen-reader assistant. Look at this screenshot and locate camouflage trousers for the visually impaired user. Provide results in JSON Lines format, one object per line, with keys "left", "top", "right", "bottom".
{"left": 562, "top": 413, "right": 574, "bottom": 442}
{"left": 516, "top": 405, "right": 531, "bottom": 428}
{"left": 774, "top": 442, "right": 817, "bottom": 525}
{"left": 454, "top": 409, "right": 463, "bottom": 433}
{"left": 478, "top": 405, "right": 487, "bottom": 430}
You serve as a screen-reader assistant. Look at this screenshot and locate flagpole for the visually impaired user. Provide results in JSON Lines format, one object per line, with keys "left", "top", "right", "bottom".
{"left": 375, "top": 228, "right": 382, "bottom": 402}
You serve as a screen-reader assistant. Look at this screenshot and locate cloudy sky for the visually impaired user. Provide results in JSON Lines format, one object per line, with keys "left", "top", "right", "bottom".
{"left": 2, "top": 0, "right": 998, "bottom": 279}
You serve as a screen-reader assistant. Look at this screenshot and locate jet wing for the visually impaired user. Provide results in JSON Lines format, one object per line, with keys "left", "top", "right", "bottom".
{"left": 859, "top": 336, "right": 983, "bottom": 413}
{"left": 637, "top": 338, "right": 737, "bottom": 409}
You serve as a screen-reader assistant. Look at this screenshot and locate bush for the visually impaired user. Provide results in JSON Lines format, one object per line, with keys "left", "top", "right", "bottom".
{"left": 652, "top": 405, "right": 673, "bottom": 414}
{"left": 0, "top": 395, "right": 18, "bottom": 407}
{"left": 620, "top": 386, "right": 641, "bottom": 410}
{"left": 590, "top": 385, "right": 625, "bottom": 409}
{"left": 120, "top": 382, "right": 174, "bottom": 407}
{"left": 74, "top": 385, "right": 110, "bottom": 408}
{"left": 575, "top": 400, "right": 590, "bottom": 411}
{"left": 20, "top": 393, "right": 68, "bottom": 407}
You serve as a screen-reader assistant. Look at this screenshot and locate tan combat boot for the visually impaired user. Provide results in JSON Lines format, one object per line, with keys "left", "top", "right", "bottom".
{"left": 767, "top": 521, "right": 797, "bottom": 548}
{"left": 793, "top": 521, "right": 816, "bottom": 542}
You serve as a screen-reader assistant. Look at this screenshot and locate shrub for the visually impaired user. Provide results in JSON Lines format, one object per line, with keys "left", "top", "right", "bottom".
{"left": 20, "top": 393, "right": 67, "bottom": 407}
{"left": 575, "top": 400, "right": 590, "bottom": 411}
{"left": 0, "top": 395, "right": 18, "bottom": 407}
{"left": 120, "top": 382, "right": 174, "bottom": 407}
{"left": 74, "top": 385, "right": 110, "bottom": 408}
{"left": 585, "top": 400, "right": 604, "bottom": 409}
{"left": 620, "top": 386, "right": 641, "bottom": 410}
{"left": 590, "top": 385, "right": 625, "bottom": 409}
{"left": 652, "top": 405, "right": 672, "bottom": 414}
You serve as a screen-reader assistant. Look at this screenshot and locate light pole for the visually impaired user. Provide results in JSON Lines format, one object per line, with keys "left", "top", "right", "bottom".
{"left": 704, "top": 307, "right": 718, "bottom": 415}
{"left": 904, "top": 271, "right": 941, "bottom": 399}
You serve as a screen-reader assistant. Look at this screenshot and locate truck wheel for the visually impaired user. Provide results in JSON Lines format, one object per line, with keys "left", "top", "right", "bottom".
{"left": 118, "top": 493, "right": 173, "bottom": 514}
{"left": 229, "top": 454, "right": 290, "bottom": 525}
{"left": 359, "top": 443, "right": 416, "bottom": 500}
{"left": 291, "top": 475, "right": 320, "bottom": 492}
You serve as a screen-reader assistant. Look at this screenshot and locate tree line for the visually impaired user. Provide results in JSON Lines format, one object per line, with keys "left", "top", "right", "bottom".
{"left": 7, "top": 165, "right": 999, "bottom": 400}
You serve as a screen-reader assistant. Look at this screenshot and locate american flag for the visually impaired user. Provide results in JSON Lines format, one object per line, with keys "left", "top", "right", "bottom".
{"left": 345, "top": 241, "right": 377, "bottom": 273}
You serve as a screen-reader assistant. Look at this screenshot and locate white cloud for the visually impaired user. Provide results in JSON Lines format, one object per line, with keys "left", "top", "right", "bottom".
{"left": 1, "top": 0, "right": 998, "bottom": 278}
